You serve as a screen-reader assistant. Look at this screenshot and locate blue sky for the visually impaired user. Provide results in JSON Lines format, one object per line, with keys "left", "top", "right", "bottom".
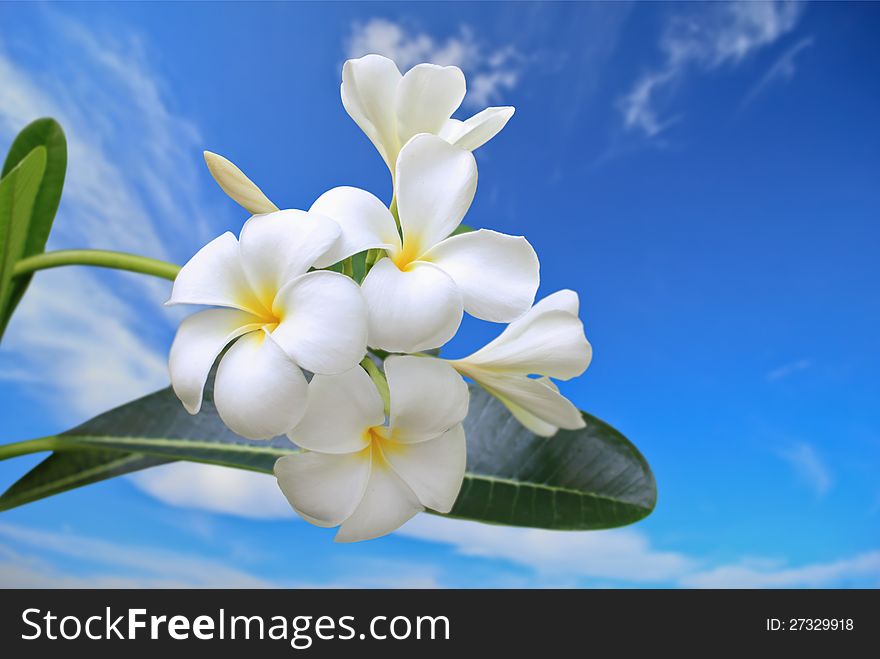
{"left": 0, "top": 1, "right": 878, "bottom": 587}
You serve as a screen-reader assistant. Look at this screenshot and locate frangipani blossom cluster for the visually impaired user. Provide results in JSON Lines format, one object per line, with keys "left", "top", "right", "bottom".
{"left": 169, "top": 54, "right": 592, "bottom": 541}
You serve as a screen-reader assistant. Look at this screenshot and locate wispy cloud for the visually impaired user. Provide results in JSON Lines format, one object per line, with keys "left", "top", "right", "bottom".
{"left": 0, "top": 10, "right": 220, "bottom": 421}
{"left": 345, "top": 18, "right": 525, "bottom": 108}
{"left": 5, "top": 514, "right": 878, "bottom": 589}
{"left": 778, "top": 441, "right": 833, "bottom": 498}
{"left": 399, "top": 516, "right": 880, "bottom": 588}
{"left": 766, "top": 358, "right": 812, "bottom": 381}
{"left": 741, "top": 36, "right": 814, "bottom": 108}
{"left": 0, "top": 522, "right": 444, "bottom": 588}
{"left": 71, "top": 461, "right": 879, "bottom": 587}
{"left": 0, "top": 522, "right": 274, "bottom": 588}
{"left": 619, "top": 1, "right": 804, "bottom": 137}
{"left": 681, "top": 551, "right": 880, "bottom": 588}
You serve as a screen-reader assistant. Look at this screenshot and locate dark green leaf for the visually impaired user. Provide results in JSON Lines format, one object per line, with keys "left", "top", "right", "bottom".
{"left": 451, "top": 387, "right": 656, "bottom": 529}
{"left": 1, "top": 382, "right": 655, "bottom": 529}
{"left": 0, "top": 449, "right": 171, "bottom": 512}
{"left": 0, "top": 118, "right": 67, "bottom": 339}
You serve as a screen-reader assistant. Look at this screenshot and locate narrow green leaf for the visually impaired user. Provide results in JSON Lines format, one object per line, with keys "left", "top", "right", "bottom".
{"left": 1, "top": 382, "right": 655, "bottom": 530}
{"left": 451, "top": 223, "right": 475, "bottom": 236}
{"left": 0, "top": 118, "right": 67, "bottom": 339}
{"left": 0, "top": 449, "right": 171, "bottom": 512}
{"left": 0, "top": 146, "right": 48, "bottom": 329}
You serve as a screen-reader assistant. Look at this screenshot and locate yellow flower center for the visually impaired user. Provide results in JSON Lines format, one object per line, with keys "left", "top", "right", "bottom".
{"left": 391, "top": 239, "right": 423, "bottom": 271}
{"left": 363, "top": 425, "right": 404, "bottom": 456}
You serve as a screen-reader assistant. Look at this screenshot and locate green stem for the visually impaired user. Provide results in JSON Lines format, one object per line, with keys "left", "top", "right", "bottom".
{"left": 12, "top": 249, "right": 181, "bottom": 282}
{"left": 363, "top": 248, "right": 381, "bottom": 272}
{"left": 0, "top": 436, "right": 64, "bottom": 461}
{"left": 342, "top": 257, "right": 353, "bottom": 278}
{"left": 360, "top": 356, "right": 391, "bottom": 416}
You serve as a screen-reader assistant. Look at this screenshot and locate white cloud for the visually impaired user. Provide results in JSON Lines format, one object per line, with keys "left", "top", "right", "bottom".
{"left": 345, "top": 18, "right": 524, "bottom": 108}
{"left": 742, "top": 36, "right": 814, "bottom": 108}
{"left": 619, "top": 1, "right": 804, "bottom": 137}
{"left": 121, "top": 462, "right": 878, "bottom": 587}
{"left": 619, "top": 69, "right": 680, "bottom": 138}
{"left": 399, "top": 515, "right": 880, "bottom": 588}
{"left": 0, "top": 522, "right": 444, "bottom": 588}
{"left": 778, "top": 441, "right": 833, "bottom": 497}
{"left": 6, "top": 512, "right": 878, "bottom": 589}
{"left": 681, "top": 551, "right": 880, "bottom": 588}
{"left": 766, "top": 358, "right": 812, "bottom": 381}
{"left": 0, "top": 522, "right": 274, "bottom": 588}
{"left": 0, "top": 11, "right": 220, "bottom": 420}
{"left": 129, "top": 462, "right": 295, "bottom": 520}
{"left": 398, "top": 515, "right": 694, "bottom": 583}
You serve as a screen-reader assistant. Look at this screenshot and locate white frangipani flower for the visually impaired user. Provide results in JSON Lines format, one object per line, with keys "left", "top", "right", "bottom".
{"left": 167, "top": 211, "right": 368, "bottom": 440}
{"left": 275, "top": 356, "right": 469, "bottom": 542}
{"left": 311, "top": 133, "right": 540, "bottom": 352}
{"left": 447, "top": 290, "right": 592, "bottom": 437}
{"left": 342, "top": 54, "right": 515, "bottom": 178}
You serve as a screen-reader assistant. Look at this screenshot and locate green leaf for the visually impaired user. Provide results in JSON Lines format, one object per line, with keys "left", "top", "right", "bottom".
{"left": 451, "top": 223, "right": 474, "bottom": 236}
{"left": 450, "top": 388, "right": 655, "bottom": 529}
{"left": 0, "top": 449, "right": 171, "bottom": 512}
{"left": 0, "top": 383, "right": 655, "bottom": 530}
{"left": 0, "top": 118, "right": 67, "bottom": 339}
{"left": 0, "top": 145, "right": 48, "bottom": 335}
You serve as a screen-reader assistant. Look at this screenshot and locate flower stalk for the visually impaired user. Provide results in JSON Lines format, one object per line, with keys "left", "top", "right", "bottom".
{"left": 359, "top": 356, "right": 390, "bottom": 416}
{"left": 13, "top": 249, "right": 181, "bottom": 282}
{"left": 0, "top": 436, "right": 64, "bottom": 461}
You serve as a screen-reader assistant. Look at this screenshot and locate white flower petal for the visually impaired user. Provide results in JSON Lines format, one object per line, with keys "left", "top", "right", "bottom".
{"left": 385, "top": 356, "right": 469, "bottom": 442}
{"left": 203, "top": 151, "right": 279, "bottom": 215}
{"left": 341, "top": 54, "right": 403, "bottom": 172}
{"left": 271, "top": 271, "right": 368, "bottom": 375}
{"left": 437, "top": 118, "right": 466, "bottom": 143}
{"left": 213, "top": 331, "right": 309, "bottom": 439}
{"left": 471, "top": 371, "right": 585, "bottom": 436}
{"left": 169, "top": 309, "right": 264, "bottom": 415}
{"left": 275, "top": 449, "right": 371, "bottom": 527}
{"left": 335, "top": 452, "right": 423, "bottom": 543}
{"left": 456, "top": 309, "right": 592, "bottom": 381}
{"left": 309, "top": 186, "right": 400, "bottom": 268}
{"left": 168, "top": 232, "right": 264, "bottom": 314}
{"left": 440, "top": 106, "right": 515, "bottom": 151}
{"left": 395, "top": 134, "right": 477, "bottom": 253}
{"left": 395, "top": 63, "right": 466, "bottom": 146}
{"left": 502, "top": 405, "right": 559, "bottom": 438}
{"left": 238, "top": 211, "right": 341, "bottom": 308}
{"left": 423, "top": 229, "right": 539, "bottom": 322}
{"left": 360, "top": 258, "right": 463, "bottom": 353}
{"left": 288, "top": 366, "right": 384, "bottom": 454}
{"left": 509, "top": 289, "right": 580, "bottom": 333}
{"left": 382, "top": 424, "right": 466, "bottom": 513}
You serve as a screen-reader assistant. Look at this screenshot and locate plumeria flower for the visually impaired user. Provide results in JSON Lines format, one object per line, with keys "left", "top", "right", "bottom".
{"left": 310, "top": 133, "right": 540, "bottom": 352}
{"left": 167, "top": 211, "right": 368, "bottom": 440}
{"left": 342, "top": 53, "right": 515, "bottom": 180}
{"left": 447, "top": 290, "right": 592, "bottom": 437}
{"left": 275, "top": 356, "right": 469, "bottom": 542}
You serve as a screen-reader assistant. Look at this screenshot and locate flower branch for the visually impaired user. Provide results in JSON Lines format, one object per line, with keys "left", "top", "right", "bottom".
{"left": 13, "top": 249, "right": 181, "bottom": 282}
